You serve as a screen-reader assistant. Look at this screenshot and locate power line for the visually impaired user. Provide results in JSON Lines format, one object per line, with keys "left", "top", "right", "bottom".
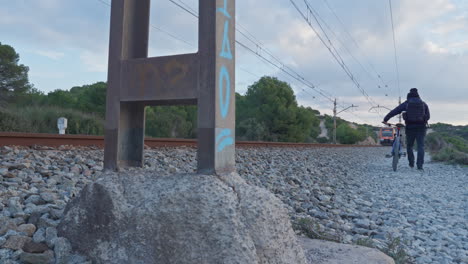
{"left": 238, "top": 47, "right": 322, "bottom": 102}
{"left": 96, "top": 0, "right": 194, "bottom": 47}
{"left": 345, "top": 111, "right": 376, "bottom": 126}
{"left": 311, "top": 9, "right": 376, "bottom": 86}
{"left": 239, "top": 67, "right": 261, "bottom": 79}
{"left": 388, "top": 0, "right": 401, "bottom": 97}
{"left": 236, "top": 26, "right": 322, "bottom": 95}
{"left": 166, "top": 0, "right": 319, "bottom": 95}
{"left": 168, "top": 0, "right": 198, "bottom": 18}
{"left": 304, "top": 0, "right": 377, "bottom": 107}
{"left": 99, "top": 0, "right": 314, "bottom": 101}
{"left": 166, "top": 0, "right": 337, "bottom": 104}
{"left": 291, "top": 0, "right": 377, "bottom": 109}
{"left": 98, "top": 0, "right": 371, "bottom": 119}
{"left": 305, "top": 2, "right": 386, "bottom": 101}
{"left": 321, "top": 0, "right": 388, "bottom": 89}
{"left": 176, "top": 0, "right": 198, "bottom": 15}
{"left": 166, "top": 0, "right": 360, "bottom": 112}
{"left": 166, "top": 0, "right": 326, "bottom": 99}
{"left": 235, "top": 41, "right": 334, "bottom": 102}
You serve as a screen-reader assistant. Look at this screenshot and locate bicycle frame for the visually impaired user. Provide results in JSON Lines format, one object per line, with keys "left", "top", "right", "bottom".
{"left": 384, "top": 122, "right": 405, "bottom": 171}
{"left": 391, "top": 126, "right": 403, "bottom": 156}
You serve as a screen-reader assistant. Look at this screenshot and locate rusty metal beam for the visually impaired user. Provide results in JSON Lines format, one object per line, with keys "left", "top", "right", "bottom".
{"left": 104, "top": 0, "right": 237, "bottom": 174}
{"left": 120, "top": 53, "right": 199, "bottom": 103}
{"left": 104, "top": 0, "right": 151, "bottom": 170}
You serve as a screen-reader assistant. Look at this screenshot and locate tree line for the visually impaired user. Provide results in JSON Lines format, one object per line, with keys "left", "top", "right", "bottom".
{"left": 1, "top": 41, "right": 374, "bottom": 144}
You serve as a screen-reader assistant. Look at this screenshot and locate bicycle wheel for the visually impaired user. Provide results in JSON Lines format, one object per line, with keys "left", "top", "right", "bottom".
{"left": 392, "top": 138, "right": 400, "bottom": 171}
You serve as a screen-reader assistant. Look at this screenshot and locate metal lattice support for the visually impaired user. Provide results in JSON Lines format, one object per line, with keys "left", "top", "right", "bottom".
{"left": 104, "top": 0, "right": 236, "bottom": 174}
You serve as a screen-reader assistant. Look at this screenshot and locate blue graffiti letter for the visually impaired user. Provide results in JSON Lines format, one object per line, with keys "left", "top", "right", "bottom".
{"left": 219, "top": 66, "right": 230, "bottom": 119}
{"left": 220, "top": 21, "right": 233, "bottom": 60}
{"left": 216, "top": 129, "right": 234, "bottom": 152}
{"left": 217, "top": 0, "right": 231, "bottom": 19}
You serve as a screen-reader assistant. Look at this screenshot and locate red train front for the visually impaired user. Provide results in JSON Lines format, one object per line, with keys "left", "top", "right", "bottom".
{"left": 379, "top": 127, "right": 395, "bottom": 146}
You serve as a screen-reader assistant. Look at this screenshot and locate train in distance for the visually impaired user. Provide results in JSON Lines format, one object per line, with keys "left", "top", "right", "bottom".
{"left": 379, "top": 127, "right": 395, "bottom": 146}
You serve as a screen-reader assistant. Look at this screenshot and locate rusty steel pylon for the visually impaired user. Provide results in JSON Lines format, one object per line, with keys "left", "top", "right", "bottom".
{"left": 104, "top": 0, "right": 235, "bottom": 174}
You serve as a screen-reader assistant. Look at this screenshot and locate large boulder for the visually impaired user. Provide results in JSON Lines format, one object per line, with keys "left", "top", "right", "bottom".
{"left": 58, "top": 170, "right": 307, "bottom": 264}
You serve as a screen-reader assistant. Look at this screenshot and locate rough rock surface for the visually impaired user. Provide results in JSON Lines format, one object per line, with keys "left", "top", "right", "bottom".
{"left": 58, "top": 170, "right": 307, "bottom": 264}
{"left": 300, "top": 237, "right": 395, "bottom": 264}
{"left": 1, "top": 145, "right": 466, "bottom": 263}
{"left": 19, "top": 250, "right": 54, "bottom": 264}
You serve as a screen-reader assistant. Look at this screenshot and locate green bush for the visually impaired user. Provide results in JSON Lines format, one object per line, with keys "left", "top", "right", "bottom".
{"left": 431, "top": 123, "right": 468, "bottom": 140}
{"left": 292, "top": 218, "right": 342, "bottom": 242}
{"left": 145, "top": 105, "right": 197, "bottom": 138}
{"left": 355, "top": 237, "right": 375, "bottom": 248}
{"left": 336, "top": 123, "right": 366, "bottom": 144}
{"left": 235, "top": 77, "right": 320, "bottom": 142}
{"left": 237, "top": 118, "right": 268, "bottom": 141}
{"left": 0, "top": 105, "right": 104, "bottom": 135}
{"left": 380, "top": 235, "right": 414, "bottom": 264}
{"left": 353, "top": 235, "right": 414, "bottom": 264}
{"left": 316, "top": 137, "right": 329, "bottom": 143}
{"left": 426, "top": 132, "right": 468, "bottom": 165}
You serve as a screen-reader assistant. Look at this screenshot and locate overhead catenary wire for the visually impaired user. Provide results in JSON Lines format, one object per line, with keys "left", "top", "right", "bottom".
{"left": 303, "top": 0, "right": 378, "bottom": 107}
{"left": 96, "top": 0, "right": 194, "bottom": 47}
{"left": 304, "top": 4, "right": 385, "bottom": 102}
{"left": 235, "top": 41, "right": 334, "bottom": 103}
{"left": 97, "top": 0, "right": 375, "bottom": 122}
{"left": 388, "top": 0, "right": 401, "bottom": 97}
{"left": 239, "top": 67, "right": 262, "bottom": 79}
{"left": 345, "top": 111, "right": 377, "bottom": 126}
{"left": 310, "top": 8, "right": 378, "bottom": 87}
{"left": 291, "top": 0, "right": 378, "bottom": 109}
{"left": 167, "top": 0, "right": 369, "bottom": 113}
{"left": 168, "top": 0, "right": 198, "bottom": 18}
{"left": 176, "top": 0, "right": 198, "bottom": 16}
{"left": 302, "top": 1, "right": 385, "bottom": 122}
{"left": 166, "top": 0, "right": 339, "bottom": 104}
{"left": 167, "top": 0, "right": 328, "bottom": 99}
{"left": 97, "top": 0, "right": 334, "bottom": 105}
{"left": 322, "top": 0, "right": 389, "bottom": 89}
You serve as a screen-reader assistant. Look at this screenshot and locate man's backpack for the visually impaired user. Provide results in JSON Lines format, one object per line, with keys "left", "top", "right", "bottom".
{"left": 403, "top": 99, "right": 426, "bottom": 123}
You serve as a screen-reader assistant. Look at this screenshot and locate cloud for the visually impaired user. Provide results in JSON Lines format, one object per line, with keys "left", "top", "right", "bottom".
{"left": 1, "top": 0, "right": 467, "bottom": 125}
{"left": 34, "top": 50, "right": 65, "bottom": 60}
{"left": 80, "top": 50, "right": 108, "bottom": 73}
{"left": 431, "top": 15, "right": 467, "bottom": 35}
{"left": 424, "top": 41, "right": 449, "bottom": 54}
{"left": 397, "top": 0, "right": 456, "bottom": 33}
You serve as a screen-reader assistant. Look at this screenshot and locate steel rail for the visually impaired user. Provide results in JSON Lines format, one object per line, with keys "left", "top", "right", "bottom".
{"left": 0, "top": 133, "right": 382, "bottom": 148}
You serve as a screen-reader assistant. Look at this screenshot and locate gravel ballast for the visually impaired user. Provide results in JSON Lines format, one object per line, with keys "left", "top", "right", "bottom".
{"left": 0, "top": 145, "right": 467, "bottom": 263}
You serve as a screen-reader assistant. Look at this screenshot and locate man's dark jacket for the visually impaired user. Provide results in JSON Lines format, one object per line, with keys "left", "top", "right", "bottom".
{"left": 383, "top": 93, "right": 430, "bottom": 129}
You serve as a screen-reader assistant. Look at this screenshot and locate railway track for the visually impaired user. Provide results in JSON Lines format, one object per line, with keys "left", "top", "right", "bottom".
{"left": 0, "top": 132, "right": 382, "bottom": 148}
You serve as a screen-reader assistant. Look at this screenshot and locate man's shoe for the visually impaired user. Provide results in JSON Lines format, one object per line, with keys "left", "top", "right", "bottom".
{"left": 409, "top": 163, "right": 414, "bottom": 168}
{"left": 417, "top": 167, "right": 424, "bottom": 171}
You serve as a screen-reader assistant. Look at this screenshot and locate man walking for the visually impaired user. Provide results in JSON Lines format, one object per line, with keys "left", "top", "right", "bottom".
{"left": 383, "top": 88, "right": 430, "bottom": 170}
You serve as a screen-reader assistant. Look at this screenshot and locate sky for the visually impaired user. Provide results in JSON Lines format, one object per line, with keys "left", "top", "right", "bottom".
{"left": 0, "top": 0, "right": 467, "bottom": 126}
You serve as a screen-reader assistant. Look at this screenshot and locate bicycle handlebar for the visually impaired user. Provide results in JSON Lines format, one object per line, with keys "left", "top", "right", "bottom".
{"left": 382, "top": 122, "right": 405, "bottom": 128}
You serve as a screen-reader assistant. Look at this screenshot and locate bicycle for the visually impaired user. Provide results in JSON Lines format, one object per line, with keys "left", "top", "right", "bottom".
{"left": 383, "top": 122, "right": 406, "bottom": 171}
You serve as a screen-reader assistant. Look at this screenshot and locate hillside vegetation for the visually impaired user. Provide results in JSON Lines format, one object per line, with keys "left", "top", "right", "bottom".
{"left": 0, "top": 41, "right": 374, "bottom": 144}
{"left": 426, "top": 132, "right": 468, "bottom": 165}
{"left": 0, "top": 105, "right": 103, "bottom": 135}
{"left": 430, "top": 123, "right": 468, "bottom": 140}
{"left": 1, "top": 78, "right": 375, "bottom": 144}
